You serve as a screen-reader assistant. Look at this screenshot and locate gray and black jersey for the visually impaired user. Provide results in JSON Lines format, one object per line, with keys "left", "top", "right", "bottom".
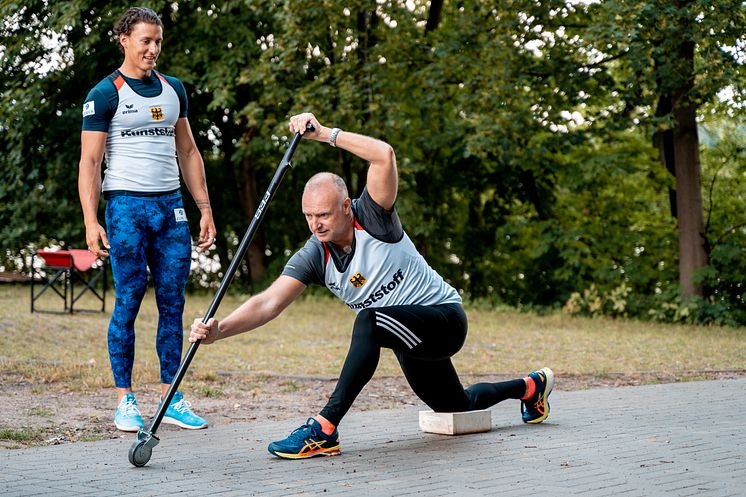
{"left": 282, "top": 188, "right": 461, "bottom": 312}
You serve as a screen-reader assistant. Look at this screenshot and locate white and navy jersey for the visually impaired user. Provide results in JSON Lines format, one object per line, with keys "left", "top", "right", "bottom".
{"left": 282, "top": 188, "right": 461, "bottom": 312}
{"left": 81, "top": 70, "right": 188, "bottom": 193}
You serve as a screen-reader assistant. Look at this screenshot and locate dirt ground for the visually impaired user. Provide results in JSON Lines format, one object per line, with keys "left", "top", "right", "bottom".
{"left": 2, "top": 369, "right": 744, "bottom": 449}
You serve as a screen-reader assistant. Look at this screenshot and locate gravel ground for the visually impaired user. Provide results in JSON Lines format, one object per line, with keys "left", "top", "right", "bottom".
{"left": 2, "top": 369, "right": 743, "bottom": 449}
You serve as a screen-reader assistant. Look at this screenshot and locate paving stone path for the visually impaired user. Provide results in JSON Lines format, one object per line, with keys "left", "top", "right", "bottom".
{"left": 2, "top": 379, "right": 744, "bottom": 496}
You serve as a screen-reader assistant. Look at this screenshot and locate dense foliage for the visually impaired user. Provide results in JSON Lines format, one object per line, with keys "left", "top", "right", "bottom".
{"left": 1, "top": 1, "right": 744, "bottom": 324}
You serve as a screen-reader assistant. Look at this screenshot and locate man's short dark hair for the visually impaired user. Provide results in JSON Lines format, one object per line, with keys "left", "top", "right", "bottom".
{"left": 113, "top": 7, "right": 163, "bottom": 54}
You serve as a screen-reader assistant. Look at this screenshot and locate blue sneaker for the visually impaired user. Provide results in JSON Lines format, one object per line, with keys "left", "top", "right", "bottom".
{"left": 521, "top": 367, "right": 554, "bottom": 424}
{"left": 114, "top": 393, "right": 145, "bottom": 432}
{"left": 268, "top": 418, "right": 341, "bottom": 459}
{"left": 162, "top": 391, "right": 208, "bottom": 429}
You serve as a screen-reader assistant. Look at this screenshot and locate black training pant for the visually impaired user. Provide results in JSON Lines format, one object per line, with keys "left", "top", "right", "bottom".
{"left": 319, "top": 303, "right": 526, "bottom": 426}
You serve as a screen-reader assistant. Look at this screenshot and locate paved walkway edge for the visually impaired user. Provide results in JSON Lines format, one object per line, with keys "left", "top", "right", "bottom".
{"left": 2, "top": 379, "right": 745, "bottom": 497}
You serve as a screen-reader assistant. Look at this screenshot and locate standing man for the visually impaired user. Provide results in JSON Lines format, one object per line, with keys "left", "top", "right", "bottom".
{"left": 79, "top": 7, "right": 214, "bottom": 432}
{"left": 190, "top": 112, "right": 554, "bottom": 459}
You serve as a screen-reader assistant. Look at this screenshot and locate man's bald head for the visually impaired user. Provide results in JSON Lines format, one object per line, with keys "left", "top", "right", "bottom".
{"left": 303, "top": 172, "right": 348, "bottom": 200}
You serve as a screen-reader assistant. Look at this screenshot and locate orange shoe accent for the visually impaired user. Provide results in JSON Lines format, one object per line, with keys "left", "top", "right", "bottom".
{"left": 314, "top": 415, "right": 337, "bottom": 436}
{"left": 274, "top": 440, "right": 341, "bottom": 459}
{"left": 521, "top": 377, "right": 536, "bottom": 401}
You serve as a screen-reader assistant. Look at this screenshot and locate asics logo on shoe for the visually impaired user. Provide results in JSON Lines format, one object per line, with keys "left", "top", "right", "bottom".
{"left": 533, "top": 392, "right": 547, "bottom": 414}
{"left": 302, "top": 439, "right": 328, "bottom": 455}
{"left": 533, "top": 371, "right": 548, "bottom": 413}
{"left": 268, "top": 418, "right": 341, "bottom": 459}
{"left": 521, "top": 367, "right": 553, "bottom": 424}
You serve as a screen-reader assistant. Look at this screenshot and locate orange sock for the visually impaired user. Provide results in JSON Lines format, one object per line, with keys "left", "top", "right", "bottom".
{"left": 314, "top": 415, "right": 336, "bottom": 436}
{"left": 521, "top": 377, "right": 536, "bottom": 401}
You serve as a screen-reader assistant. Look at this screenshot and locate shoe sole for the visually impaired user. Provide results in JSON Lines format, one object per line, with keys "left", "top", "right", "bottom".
{"left": 525, "top": 367, "right": 554, "bottom": 424}
{"left": 162, "top": 416, "right": 208, "bottom": 430}
{"left": 114, "top": 422, "right": 143, "bottom": 432}
{"left": 269, "top": 445, "right": 342, "bottom": 460}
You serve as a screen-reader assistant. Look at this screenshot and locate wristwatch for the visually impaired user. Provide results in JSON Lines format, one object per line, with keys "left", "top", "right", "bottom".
{"left": 329, "top": 127, "right": 341, "bottom": 147}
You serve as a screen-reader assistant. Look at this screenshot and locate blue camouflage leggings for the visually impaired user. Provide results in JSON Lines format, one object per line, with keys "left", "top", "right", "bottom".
{"left": 105, "top": 192, "right": 192, "bottom": 388}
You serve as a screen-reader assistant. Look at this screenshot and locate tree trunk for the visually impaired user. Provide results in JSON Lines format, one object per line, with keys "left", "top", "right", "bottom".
{"left": 651, "top": 1, "right": 709, "bottom": 300}
{"left": 671, "top": 87, "right": 708, "bottom": 298}
{"left": 669, "top": 23, "right": 708, "bottom": 298}
{"left": 653, "top": 95, "right": 678, "bottom": 218}
{"left": 425, "top": 0, "right": 444, "bottom": 33}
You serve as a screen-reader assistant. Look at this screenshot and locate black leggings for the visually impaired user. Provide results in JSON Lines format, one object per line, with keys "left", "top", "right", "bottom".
{"left": 319, "top": 303, "right": 526, "bottom": 426}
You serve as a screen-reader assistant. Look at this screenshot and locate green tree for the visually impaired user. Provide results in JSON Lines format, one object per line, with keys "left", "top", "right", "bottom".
{"left": 2, "top": 0, "right": 743, "bottom": 325}
{"left": 584, "top": 0, "right": 746, "bottom": 298}
{"left": 0, "top": 1, "right": 128, "bottom": 264}
{"left": 696, "top": 115, "right": 746, "bottom": 324}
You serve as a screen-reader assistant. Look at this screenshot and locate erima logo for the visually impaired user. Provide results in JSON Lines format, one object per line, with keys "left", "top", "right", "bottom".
{"left": 122, "top": 103, "right": 138, "bottom": 115}
{"left": 327, "top": 281, "right": 342, "bottom": 292}
{"left": 347, "top": 269, "right": 405, "bottom": 310}
{"left": 120, "top": 127, "right": 175, "bottom": 137}
{"left": 150, "top": 107, "right": 164, "bottom": 121}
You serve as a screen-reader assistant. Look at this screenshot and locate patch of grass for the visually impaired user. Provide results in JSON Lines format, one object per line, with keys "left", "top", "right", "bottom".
{"left": 196, "top": 370, "right": 221, "bottom": 382}
{"left": 198, "top": 385, "right": 224, "bottom": 398}
{"left": 27, "top": 407, "right": 54, "bottom": 417}
{"left": 1, "top": 285, "right": 744, "bottom": 391}
{"left": 1, "top": 361, "right": 111, "bottom": 389}
{"left": 77, "top": 434, "right": 109, "bottom": 443}
{"left": 278, "top": 380, "right": 302, "bottom": 392}
{"left": 77, "top": 424, "right": 109, "bottom": 443}
{"left": 0, "top": 427, "right": 44, "bottom": 442}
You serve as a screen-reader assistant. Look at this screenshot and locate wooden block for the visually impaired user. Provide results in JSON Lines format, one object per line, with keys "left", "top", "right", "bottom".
{"left": 418, "top": 409, "right": 492, "bottom": 435}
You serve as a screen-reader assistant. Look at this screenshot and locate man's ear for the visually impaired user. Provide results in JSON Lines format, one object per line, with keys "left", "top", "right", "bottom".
{"left": 343, "top": 197, "right": 352, "bottom": 213}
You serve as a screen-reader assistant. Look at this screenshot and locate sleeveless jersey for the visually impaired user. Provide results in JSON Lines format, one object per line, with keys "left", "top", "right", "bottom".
{"left": 325, "top": 220, "right": 461, "bottom": 311}
{"left": 283, "top": 189, "right": 461, "bottom": 312}
{"left": 82, "top": 70, "right": 183, "bottom": 192}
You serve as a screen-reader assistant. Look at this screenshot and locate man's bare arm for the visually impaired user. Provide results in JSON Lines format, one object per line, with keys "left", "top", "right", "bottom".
{"left": 189, "top": 276, "right": 307, "bottom": 344}
{"left": 288, "top": 112, "right": 398, "bottom": 210}
{"left": 175, "top": 117, "right": 216, "bottom": 250}
{"left": 78, "top": 131, "right": 109, "bottom": 257}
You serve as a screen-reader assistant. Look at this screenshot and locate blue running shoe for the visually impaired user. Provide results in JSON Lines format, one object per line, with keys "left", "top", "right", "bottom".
{"left": 114, "top": 393, "right": 145, "bottom": 432}
{"left": 521, "top": 367, "right": 554, "bottom": 424}
{"left": 268, "top": 418, "right": 341, "bottom": 460}
{"left": 162, "top": 391, "right": 208, "bottom": 429}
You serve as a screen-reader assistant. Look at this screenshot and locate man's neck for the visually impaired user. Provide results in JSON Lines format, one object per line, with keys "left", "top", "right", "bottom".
{"left": 330, "top": 218, "right": 355, "bottom": 253}
{"left": 119, "top": 65, "right": 152, "bottom": 80}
